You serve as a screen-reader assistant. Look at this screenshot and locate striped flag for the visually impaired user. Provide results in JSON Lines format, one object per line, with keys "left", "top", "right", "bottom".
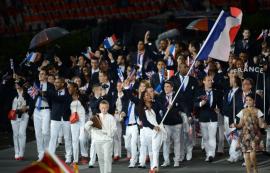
{"left": 197, "top": 7, "right": 243, "bottom": 62}
{"left": 103, "top": 34, "right": 117, "bottom": 49}
{"left": 82, "top": 46, "right": 94, "bottom": 60}
{"left": 256, "top": 29, "right": 268, "bottom": 41}
{"left": 167, "top": 70, "right": 174, "bottom": 80}
{"left": 117, "top": 68, "right": 124, "bottom": 82}
{"left": 27, "top": 83, "right": 39, "bottom": 99}
{"left": 26, "top": 52, "right": 37, "bottom": 62}
{"left": 169, "top": 45, "right": 176, "bottom": 58}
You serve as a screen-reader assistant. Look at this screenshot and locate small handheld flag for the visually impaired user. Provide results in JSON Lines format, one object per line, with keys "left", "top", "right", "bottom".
{"left": 10, "top": 59, "right": 14, "bottom": 71}
{"left": 103, "top": 34, "right": 117, "bottom": 49}
{"left": 117, "top": 68, "right": 124, "bottom": 82}
{"left": 26, "top": 52, "right": 37, "bottom": 62}
{"left": 27, "top": 83, "right": 39, "bottom": 99}
{"left": 167, "top": 70, "right": 174, "bottom": 80}
{"left": 169, "top": 45, "right": 176, "bottom": 58}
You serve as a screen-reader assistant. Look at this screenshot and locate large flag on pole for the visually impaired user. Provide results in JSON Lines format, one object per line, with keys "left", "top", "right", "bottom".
{"left": 197, "top": 7, "right": 243, "bottom": 62}
{"left": 157, "top": 7, "right": 243, "bottom": 133}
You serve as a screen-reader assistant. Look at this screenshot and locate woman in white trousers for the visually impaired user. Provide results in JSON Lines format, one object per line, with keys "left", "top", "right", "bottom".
{"left": 10, "top": 79, "right": 30, "bottom": 160}
{"left": 138, "top": 91, "right": 163, "bottom": 173}
{"left": 68, "top": 82, "right": 86, "bottom": 164}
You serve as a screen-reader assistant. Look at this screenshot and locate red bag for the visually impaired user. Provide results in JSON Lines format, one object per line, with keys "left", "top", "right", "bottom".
{"left": 8, "top": 110, "right": 16, "bottom": 120}
{"left": 70, "top": 112, "right": 79, "bottom": 124}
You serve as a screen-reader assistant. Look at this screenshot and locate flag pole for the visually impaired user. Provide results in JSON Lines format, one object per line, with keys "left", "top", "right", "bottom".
{"left": 160, "top": 10, "right": 225, "bottom": 124}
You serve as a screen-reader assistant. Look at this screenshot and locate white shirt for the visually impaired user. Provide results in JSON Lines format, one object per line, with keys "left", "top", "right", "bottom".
{"left": 236, "top": 109, "right": 263, "bottom": 119}
{"left": 91, "top": 68, "right": 99, "bottom": 75}
{"left": 179, "top": 74, "right": 189, "bottom": 90}
{"left": 35, "top": 82, "right": 49, "bottom": 107}
{"left": 115, "top": 92, "right": 123, "bottom": 112}
{"left": 145, "top": 109, "right": 158, "bottom": 126}
{"left": 91, "top": 113, "right": 117, "bottom": 141}
{"left": 12, "top": 92, "right": 27, "bottom": 110}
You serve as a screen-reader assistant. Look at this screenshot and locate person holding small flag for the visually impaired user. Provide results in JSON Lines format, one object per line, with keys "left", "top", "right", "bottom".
{"left": 194, "top": 75, "right": 223, "bottom": 162}
{"left": 10, "top": 78, "right": 32, "bottom": 160}
{"left": 32, "top": 68, "right": 54, "bottom": 161}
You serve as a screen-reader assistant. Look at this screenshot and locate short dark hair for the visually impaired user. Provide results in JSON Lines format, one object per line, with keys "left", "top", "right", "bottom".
{"left": 234, "top": 76, "right": 242, "bottom": 87}
{"left": 164, "top": 80, "right": 174, "bottom": 88}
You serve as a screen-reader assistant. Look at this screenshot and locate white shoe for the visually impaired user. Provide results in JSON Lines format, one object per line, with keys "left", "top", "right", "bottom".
{"left": 65, "top": 158, "right": 71, "bottom": 164}
{"left": 205, "top": 156, "right": 209, "bottom": 162}
{"left": 227, "top": 158, "right": 235, "bottom": 163}
{"left": 128, "top": 163, "right": 136, "bottom": 168}
{"left": 186, "top": 152, "right": 192, "bottom": 161}
{"left": 242, "top": 162, "right": 246, "bottom": 167}
{"left": 161, "top": 161, "right": 170, "bottom": 167}
{"left": 174, "top": 161, "right": 179, "bottom": 167}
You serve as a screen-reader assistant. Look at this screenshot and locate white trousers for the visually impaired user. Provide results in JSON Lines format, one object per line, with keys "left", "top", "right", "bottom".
{"left": 200, "top": 122, "right": 217, "bottom": 158}
{"left": 142, "top": 127, "right": 162, "bottom": 169}
{"left": 71, "top": 121, "right": 84, "bottom": 163}
{"left": 95, "top": 140, "right": 113, "bottom": 173}
{"left": 11, "top": 113, "right": 29, "bottom": 158}
{"left": 79, "top": 128, "right": 89, "bottom": 157}
{"left": 113, "top": 122, "right": 122, "bottom": 157}
{"left": 180, "top": 113, "right": 195, "bottom": 160}
{"left": 89, "top": 139, "right": 97, "bottom": 165}
{"left": 163, "top": 124, "right": 182, "bottom": 163}
{"left": 139, "top": 128, "right": 147, "bottom": 165}
{"left": 58, "top": 120, "right": 63, "bottom": 144}
{"left": 266, "top": 129, "right": 270, "bottom": 153}
{"left": 124, "top": 125, "right": 138, "bottom": 165}
{"left": 217, "top": 113, "right": 224, "bottom": 153}
{"left": 48, "top": 120, "right": 72, "bottom": 161}
{"left": 33, "top": 108, "right": 50, "bottom": 160}
{"left": 224, "top": 116, "right": 242, "bottom": 160}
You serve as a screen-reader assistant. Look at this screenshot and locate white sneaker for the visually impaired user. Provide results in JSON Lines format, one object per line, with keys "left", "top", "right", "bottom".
{"left": 174, "top": 161, "right": 180, "bottom": 167}
{"left": 186, "top": 151, "right": 192, "bottom": 161}
{"left": 242, "top": 162, "right": 246, "bottom": 167}
{"left": 205, "top": 156, "right": 209, "bottom": 162}
{"left": 227, "top": 157, "right": 235, "bottom": 163}
{"left": 128, "top": 163, "right": 136, "bottom": 168}
{"left": 161, "top": 161, "right": 170, "bottom": 167}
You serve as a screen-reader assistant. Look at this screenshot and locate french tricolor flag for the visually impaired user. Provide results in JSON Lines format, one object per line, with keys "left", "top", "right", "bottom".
{"left": 169, "top": 45, "right": 176, "bottom": 58}
{"left": 197, "top": 7, "right": 242, "bottom": 62}
{"left": 256, "top": 29, "right": 268, "bottom": 41}
{"left": 103, "top": 34, "right": 117, "bottom": 49}
{"left": 167, "top": 70, "right": 174, "bottom": 80}
{"left": 26, "top": 52, "right": 37, "bottom": 62}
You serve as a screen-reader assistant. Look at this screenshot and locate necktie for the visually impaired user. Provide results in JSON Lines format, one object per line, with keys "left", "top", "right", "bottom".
{"left": 37, "top": 84, "right": 43, "bottom": 111}
{"left": 180, "top": 75, "right": 185, "bottom": 92}
{"left": 228, "top": 89, "right": 233, "bottom": 103}
{"left": 58, "top": 90, "right": 62, "bottom": 96}
{"left": 207, "top": 91, "right": 211, "bottom": 106}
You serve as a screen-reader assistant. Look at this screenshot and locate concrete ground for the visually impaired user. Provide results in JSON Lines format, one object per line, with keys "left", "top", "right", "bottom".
{"left": 0, "top": 140, "right": 270, "bottom": 173}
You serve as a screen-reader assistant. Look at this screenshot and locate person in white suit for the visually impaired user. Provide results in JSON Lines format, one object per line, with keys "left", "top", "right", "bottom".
{"left": 85, "top": 100, "right": 117, "bottom": 173}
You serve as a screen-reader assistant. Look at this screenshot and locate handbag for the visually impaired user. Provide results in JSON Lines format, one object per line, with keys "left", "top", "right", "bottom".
{"left": 70, "top": 100, "right": 79, "bottom": 124}
{"left": 8, "top": 110, "right": 17, "bottom": 120}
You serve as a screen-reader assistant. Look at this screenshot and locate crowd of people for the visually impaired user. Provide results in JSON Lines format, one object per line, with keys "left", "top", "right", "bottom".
{"left": 2, "top": 28, "right": 270, "bottom": 173}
